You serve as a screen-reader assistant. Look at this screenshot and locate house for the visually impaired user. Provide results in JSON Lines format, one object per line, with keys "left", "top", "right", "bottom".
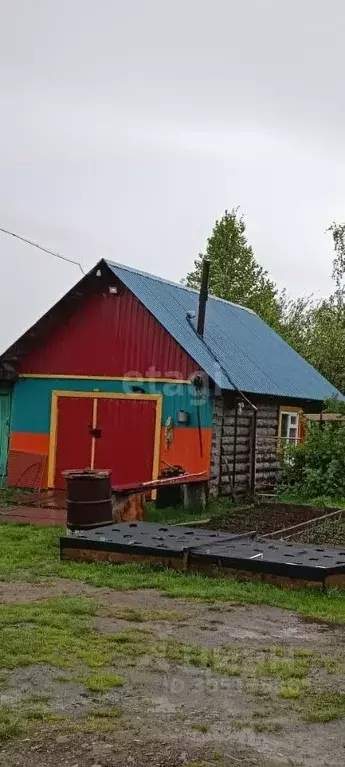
{"left": 0, "top": 259, "right": 341, "bottom": 496}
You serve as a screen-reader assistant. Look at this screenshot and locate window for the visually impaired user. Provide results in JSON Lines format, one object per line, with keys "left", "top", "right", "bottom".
{"left": 279, "top": 410, "right": 300, "bottom": 445}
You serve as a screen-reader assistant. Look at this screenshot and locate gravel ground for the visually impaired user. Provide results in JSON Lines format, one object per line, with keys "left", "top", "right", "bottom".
{"left": 0, "top": 580, "right": 345, "bottom": 767}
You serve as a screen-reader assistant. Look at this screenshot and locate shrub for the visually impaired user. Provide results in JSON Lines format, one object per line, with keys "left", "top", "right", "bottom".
{"left": 281, "top": 400, "right": 345, "bottom": 499}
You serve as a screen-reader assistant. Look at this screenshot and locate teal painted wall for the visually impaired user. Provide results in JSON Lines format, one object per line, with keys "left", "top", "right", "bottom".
{"left": 11, "top": 378, "right": 213, "bottom": 433}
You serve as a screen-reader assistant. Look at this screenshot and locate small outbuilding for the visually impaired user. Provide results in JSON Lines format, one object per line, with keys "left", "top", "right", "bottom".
{"left": 0, "top": 259, "right": 341, "bottom": 496}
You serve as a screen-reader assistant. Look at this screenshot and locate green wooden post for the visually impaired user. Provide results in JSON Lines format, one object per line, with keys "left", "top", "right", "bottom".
{"left": 0, "top": 390, "right": 12, "bottom": 487}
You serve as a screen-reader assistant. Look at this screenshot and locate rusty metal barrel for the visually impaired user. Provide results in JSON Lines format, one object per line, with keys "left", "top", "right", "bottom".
{"left": 63, "top": 469, "right": 113, "bottom": 531}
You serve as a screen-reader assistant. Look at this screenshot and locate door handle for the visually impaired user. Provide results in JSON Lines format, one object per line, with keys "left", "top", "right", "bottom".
{"left": 88, "top": 426, "right": 102, "bottom": 438}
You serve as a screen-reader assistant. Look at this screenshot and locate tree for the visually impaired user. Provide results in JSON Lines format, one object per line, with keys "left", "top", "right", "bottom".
{"left": 329, "top": 221, "right": 345, "bottom": 303}
{"left": 305, "top": 299, "right": 345, "bottom": 393}
{"left": 300, "top": 223, "right": 345, "bottom": 394}
{"left": 277, "top": 291, "right": 314, "bottom": 359}
{"left": 184, "top": 208, "right": 281, "bottom": 327}
{"left": 185, "top": 209, "right": 345, "bottom": 393}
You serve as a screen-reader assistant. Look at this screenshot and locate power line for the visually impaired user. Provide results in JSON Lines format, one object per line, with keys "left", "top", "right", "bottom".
{"left": 0, "top": 227, "right": 86, "bottom": 274}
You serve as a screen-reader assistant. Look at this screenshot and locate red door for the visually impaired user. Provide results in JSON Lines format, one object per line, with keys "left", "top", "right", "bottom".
{"left": 54, "top": 396, "right": 93, "bottom": 489}
{"left": 94, "top": 398, "right": 156, "bottom": 486}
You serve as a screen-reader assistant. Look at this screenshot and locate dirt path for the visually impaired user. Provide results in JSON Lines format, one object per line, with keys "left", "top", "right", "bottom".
{"left": 0, "top": 579, "right": 345, "bottom": 767}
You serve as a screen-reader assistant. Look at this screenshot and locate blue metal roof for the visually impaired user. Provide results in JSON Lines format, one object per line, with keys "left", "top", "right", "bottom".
{"left": 107, "top": 260, "right": 342, "bottom": 401}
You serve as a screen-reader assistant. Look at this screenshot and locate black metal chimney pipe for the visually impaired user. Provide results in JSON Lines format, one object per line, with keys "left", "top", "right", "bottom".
{"left": 197, "top": 258, "right": 210, "bottom": 337}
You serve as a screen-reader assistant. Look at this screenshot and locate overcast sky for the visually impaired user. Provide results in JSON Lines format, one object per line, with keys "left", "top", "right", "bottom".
{"left": 1, "top": 0, "right": 345, "bottom": 353}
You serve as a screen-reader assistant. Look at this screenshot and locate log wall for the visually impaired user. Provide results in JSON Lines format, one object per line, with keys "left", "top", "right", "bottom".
{"left": 210, "top": 395, "right": 279, "bottom": 497}
{"left": 255, "top": 401, "right": 280, "bottom": 492}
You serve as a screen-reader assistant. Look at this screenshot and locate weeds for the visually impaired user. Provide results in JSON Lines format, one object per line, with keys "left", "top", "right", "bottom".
{"left": 0, "top": 488, "right": 32, "bottom": 508}
{"left": 300, "top": 691, "right": 345, "bottom": 723}
{"left": 279, "top": 683, "right": 305, "bottom": 699}
{"left": 252, "top": 718, "right": 283, "bottom": 734}
{"left": 293, "top": 648, "right": 314, "bottom": 659}
{"left": 77, "top": 672, "right": 124, "bottom": 692}
{"left": 0, "top": 703, "right": 65, "bottom": 742}
{"left": 192, "top": 723, "right": 209, "bottom": 733}
{"left": 0, "top": 706, "right": 28, "bottom": 742}
{"left": 255, "top": 659, "right": 313, "bottom": 680}
{"left": 105, "top": 606, "right": 185, "bottom": 622}
{"left": 81, "top": 706, "right": 122, "bottom": 733}
{"left": 25, "top": 694, "right": 51, "bottom": 705}
{"left": 184, "top": 763, "right": 204, "bottom": 767}
{"left": 0, "top": 598, "right": 149, "bottom": 672}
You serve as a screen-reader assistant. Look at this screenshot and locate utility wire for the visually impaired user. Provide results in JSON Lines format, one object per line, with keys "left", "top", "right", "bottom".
{"left": 0, "top": 227, "right": 85, "bottom": 274}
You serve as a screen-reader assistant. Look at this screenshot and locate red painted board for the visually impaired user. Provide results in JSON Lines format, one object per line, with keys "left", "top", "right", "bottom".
{"left": 7, "top": 450, "right": 47, "bottom": 490}
{"left": 94, "top": 398, "right": 156, "bottom": 485}
{"left": 54, "top": 397, "right": 93, "bottom": 489}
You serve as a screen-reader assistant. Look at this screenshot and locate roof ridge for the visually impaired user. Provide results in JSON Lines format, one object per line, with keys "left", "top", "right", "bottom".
{"left": 105, "top": 259, "right": 254, "bottom": 314}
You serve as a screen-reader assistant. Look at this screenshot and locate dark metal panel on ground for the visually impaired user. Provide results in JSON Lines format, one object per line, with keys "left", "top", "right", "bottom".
{"left": 60, "top": 521, "right": 345, "bottom": 587}
{"left": 191, "top": 536, "right": 345, "bottom": 577}
{"left": 60, "top": 522, "right": 240, "bottom": 558}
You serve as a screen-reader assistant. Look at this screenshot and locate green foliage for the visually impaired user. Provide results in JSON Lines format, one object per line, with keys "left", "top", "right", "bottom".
{"left": 282, "top": 411, "right": 345, "bottom": 498}
{"left": 278, "top": 225, "right": 345, "bottom": 393}
{"left": 145, "top": 502, "right": 217, "bottom": 525}
{"left": 301, "top": 690, "right": 345, "bottom": 723}
{"left": 255, "top": 658, "right": 312, "bottom": 680}
{"left": 328, "top": 221, "right": 345, "bottom": 298}
{"left": 279, "top": 683, "right": 304, "bottom": 699}
{"left": 305, "top": 299, "right": 345, "bottom": 393}
{"left": 81, "top": 706, "right": 122, "bottom": 733}
{"left": 192, "top": 722, "right": 209, "bottom": 733}
{"left": 276, "top": 291, "right": 314, "bottom": 359}
{"left": 0, "top": 703, "right": 65, "bottom": 742}
{"left": 183, "top": 210, "right": 345, "bottom": 393}
{"left": 184, "top": 208, "right": 281, "bottom": 327}
{"left": 77, "top": 672, "right": 124, "bottom": 692}
{"left": 325, "top": 396, "right": 345, "bottom": 415}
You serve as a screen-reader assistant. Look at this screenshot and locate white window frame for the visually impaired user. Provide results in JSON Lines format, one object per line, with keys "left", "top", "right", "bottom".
{"left": 279, "top": 409, "right": 301, "bottom": 446}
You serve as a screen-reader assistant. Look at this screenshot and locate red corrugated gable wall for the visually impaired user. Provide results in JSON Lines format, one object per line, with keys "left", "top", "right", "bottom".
{"left": 18, "top": 286, "right": 198, "bottom": 379}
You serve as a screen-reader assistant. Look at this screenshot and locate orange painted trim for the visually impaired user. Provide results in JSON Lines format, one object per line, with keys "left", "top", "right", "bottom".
{"left": 10, "top": 432, "right": 50, "bottom": 456}
{"left": 159, "top": 427, "right": 212, "bottom": 475}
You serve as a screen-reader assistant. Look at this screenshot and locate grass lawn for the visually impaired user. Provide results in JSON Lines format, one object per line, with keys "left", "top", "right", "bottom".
{"left": 1, "top": 521, "right": 345, "bottom": 762}
{"left": 1, "top": 523, "right": 345, "bottom": 624}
